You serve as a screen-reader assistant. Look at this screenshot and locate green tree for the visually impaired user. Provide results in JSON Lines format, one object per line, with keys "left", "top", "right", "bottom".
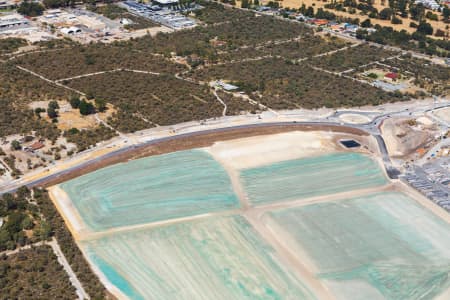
{"left": 417, "top": 21, "right": 433, "bottom": 35}
{"left": 409, "top": 3, "right": 425, "bottom": 22}
{"left": 48, "top": 100, "right": 59, "bottom": 110}
{"left": 17, "top": 1, "right": 44, "bottom": 17}
{"left": 361, "top": 18, "right": 371, "bottom": 27}
{"left": 79, "top": 100, "right": 95, "bottom": 115}
{"left": 47, "top": 107, "right": 57, "bottom": 119}
{"left": 69, "top": 95, "right": 81, "bottom": 109}
{"left": 95, "top": 98, "right": 107, "bottom": 112}
{"left": 37, "top": 220, "right": 52, "bottom": 240}
{"left": 10, "top": 140, "right": 21, "bottom": 151}
{"left": 379, "top": 8, "right": 393, "bottom": 20}
{"left": 443, "top": 7, "right": 450, "bottom": 22}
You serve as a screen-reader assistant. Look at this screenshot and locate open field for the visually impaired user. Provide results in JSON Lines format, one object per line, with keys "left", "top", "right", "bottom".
{"left": 81, "top": 215, "right": 316, "bottom": 300}
{"left": 264, "top": 191, "right": 450, "bottom": 300}
{"left": 240, "top": 152, "right": 387, "bottom": 205}
{"left": 58, "top": 149, "right": 239, "bottom": 232}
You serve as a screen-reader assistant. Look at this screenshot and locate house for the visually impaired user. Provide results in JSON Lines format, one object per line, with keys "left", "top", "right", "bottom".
{"left": 120, "top": 18, "right": 133, "bottom": 26}
{"left": 30, "top": 141, "right": 44, "bottom": 151}
{"left": 344, "top": 24, "right": 359, "bottom": 33}
{"left": 415, "top": 0, "right": 440, "bottom": 10}
{"left": 214, "top": 80, "right": 239, "bottom": 91}
{"left": 384, "top": 72, "right": 399, "bottom": 80}
{"left": 313, "top": 19, "right": 329, "bottom": 26}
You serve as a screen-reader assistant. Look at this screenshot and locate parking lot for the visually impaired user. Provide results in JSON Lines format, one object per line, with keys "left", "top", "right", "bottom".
{"left": 120, "top": 0, "right": 199, "bottom": 29}
{"left": 402, "top": 159, "right": 450, "bottom": 211}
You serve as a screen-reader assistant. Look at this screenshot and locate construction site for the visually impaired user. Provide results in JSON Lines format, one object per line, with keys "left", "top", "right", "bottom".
{"left": 48, "top": 130, "right": 450, "bottom": 300}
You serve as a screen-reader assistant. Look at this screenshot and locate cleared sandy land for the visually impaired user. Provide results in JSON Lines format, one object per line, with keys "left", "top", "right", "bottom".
{"left": 381, "top": 117, "right": 435, "bottom": 157}
{"left": 205, "top": 131, "right": 338, "bottom": 170}
{"left": 49, "top": 127, "right": 450, "bottom": 300}
{"left": 433, "top": 107, "right": 450, "bottom": 123}
{"left": 339, "top": 113, "right": 371, "bottom": 124}
{"left": 261, "top": 191, "right": 450, "bottom": 300}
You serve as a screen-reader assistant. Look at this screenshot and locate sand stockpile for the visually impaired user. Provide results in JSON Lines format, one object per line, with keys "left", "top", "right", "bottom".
{"left": 381, "top": 118, "right": 433, "bottom": 157}
{"left": 205, "top": 131, "right": 338, "bottom": 170}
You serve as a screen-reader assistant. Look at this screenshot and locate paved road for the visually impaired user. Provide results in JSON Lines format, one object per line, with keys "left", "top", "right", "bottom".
{"left": 0, "top": 120, "right": 392, "bottom": 195}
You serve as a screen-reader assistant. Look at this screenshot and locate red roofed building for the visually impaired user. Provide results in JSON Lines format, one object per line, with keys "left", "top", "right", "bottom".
{"left": 30, "top": 141, "right": 44, "bottom": 151}
{"left": 313, "top": 19, "right": 329, "bottom": 26}
{"left": 384, "top": 72, "right": 398, "bottom": 80}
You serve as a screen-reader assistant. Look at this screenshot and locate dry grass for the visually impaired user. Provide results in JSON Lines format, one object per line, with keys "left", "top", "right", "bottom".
{"left": 265, "top": 0, "right": 448, "bottom": 36}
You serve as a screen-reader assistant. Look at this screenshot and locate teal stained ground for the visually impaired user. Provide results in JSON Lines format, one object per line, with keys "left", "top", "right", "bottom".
{"left": 59, "top": 150, "right": 239, "bottom": 231}
{"left": 268, "top": 192, "right": 450, "bottom": 300}
{"left": 240, "top": 152, "right": 387, "bottom": 205}
{"left": 82, "top": 215, "right": 316, "bottom": 300}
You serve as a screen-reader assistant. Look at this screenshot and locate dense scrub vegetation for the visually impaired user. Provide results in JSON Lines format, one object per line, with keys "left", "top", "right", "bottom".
{"left": 0, "top": 187, "right": 49, "bottom": 251}
{"left": 107, "top": 110, "right": 154, "bottom": 133}
{"left": 0, "top": 38, "right": 27, "bottom": 55}
{"left": 218, "top": 34, "right": 349, "bottom": 62}
{"left": 0, "top": 98, "right": 61, "bottom": 141}
{"left": 0, "top": 0, "right": 445, "bottom": 149}
{"left": 194, "top": 1, "right": 254, "bottom": 24}
{"left": 34, "top": 188, "right": 107, "bottom": 299}
{"left": 134, "top": 15, "right": 311, "bottom": 54}
{"left": 192, "top": 58, "right": 408, "bottom": 109}
{"left": 16, "top": 46, "right": 186, "bottom": 80}
{"left": 68, "top": 71, "right": 224, "bottom": 127}
{"left": 310, "top": 44, "right": 398, "bottom": 72}
{"left": 0, "top": 246, "right": 77, "bottom": 299}
{"left": 0, "top": 64, "right": 69, "bottom": 102}
{"left": 216, "top": 91, "right": 264, "bottom": 115}
{"left": 63, "top": 124, "right": 117, "bottom": 152}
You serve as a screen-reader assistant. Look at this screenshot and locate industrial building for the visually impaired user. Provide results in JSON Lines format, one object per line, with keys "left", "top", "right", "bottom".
{"left": 0, "top": 14, "right": 29, "bottom": 30}
{"left": 153, "top": 0, "right": 179, "bottom": 6}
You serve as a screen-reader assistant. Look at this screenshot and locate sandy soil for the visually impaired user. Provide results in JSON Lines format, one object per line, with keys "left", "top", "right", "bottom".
{"left": 57, "top": 111, "right": 97, "bottom": 130}
{"left": 48, "top": 123, "right": 450, "bottom": 300}
{"left": 433, "top": 107, "right": 450, "bottom": 123}
{"left": 416, "top": 116, "right": 434, "bottom": 127}
{"left": 381, "top": 117, "right": 435, "bottom": 158}
{"left": 205, "top": 131, "right": 338, "bottom": 170}
{"left": 339, "top": 113, "right": 371, "bottom": 124}
{"left": 48, "top": 186, "right": 87, "bottom": 240}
